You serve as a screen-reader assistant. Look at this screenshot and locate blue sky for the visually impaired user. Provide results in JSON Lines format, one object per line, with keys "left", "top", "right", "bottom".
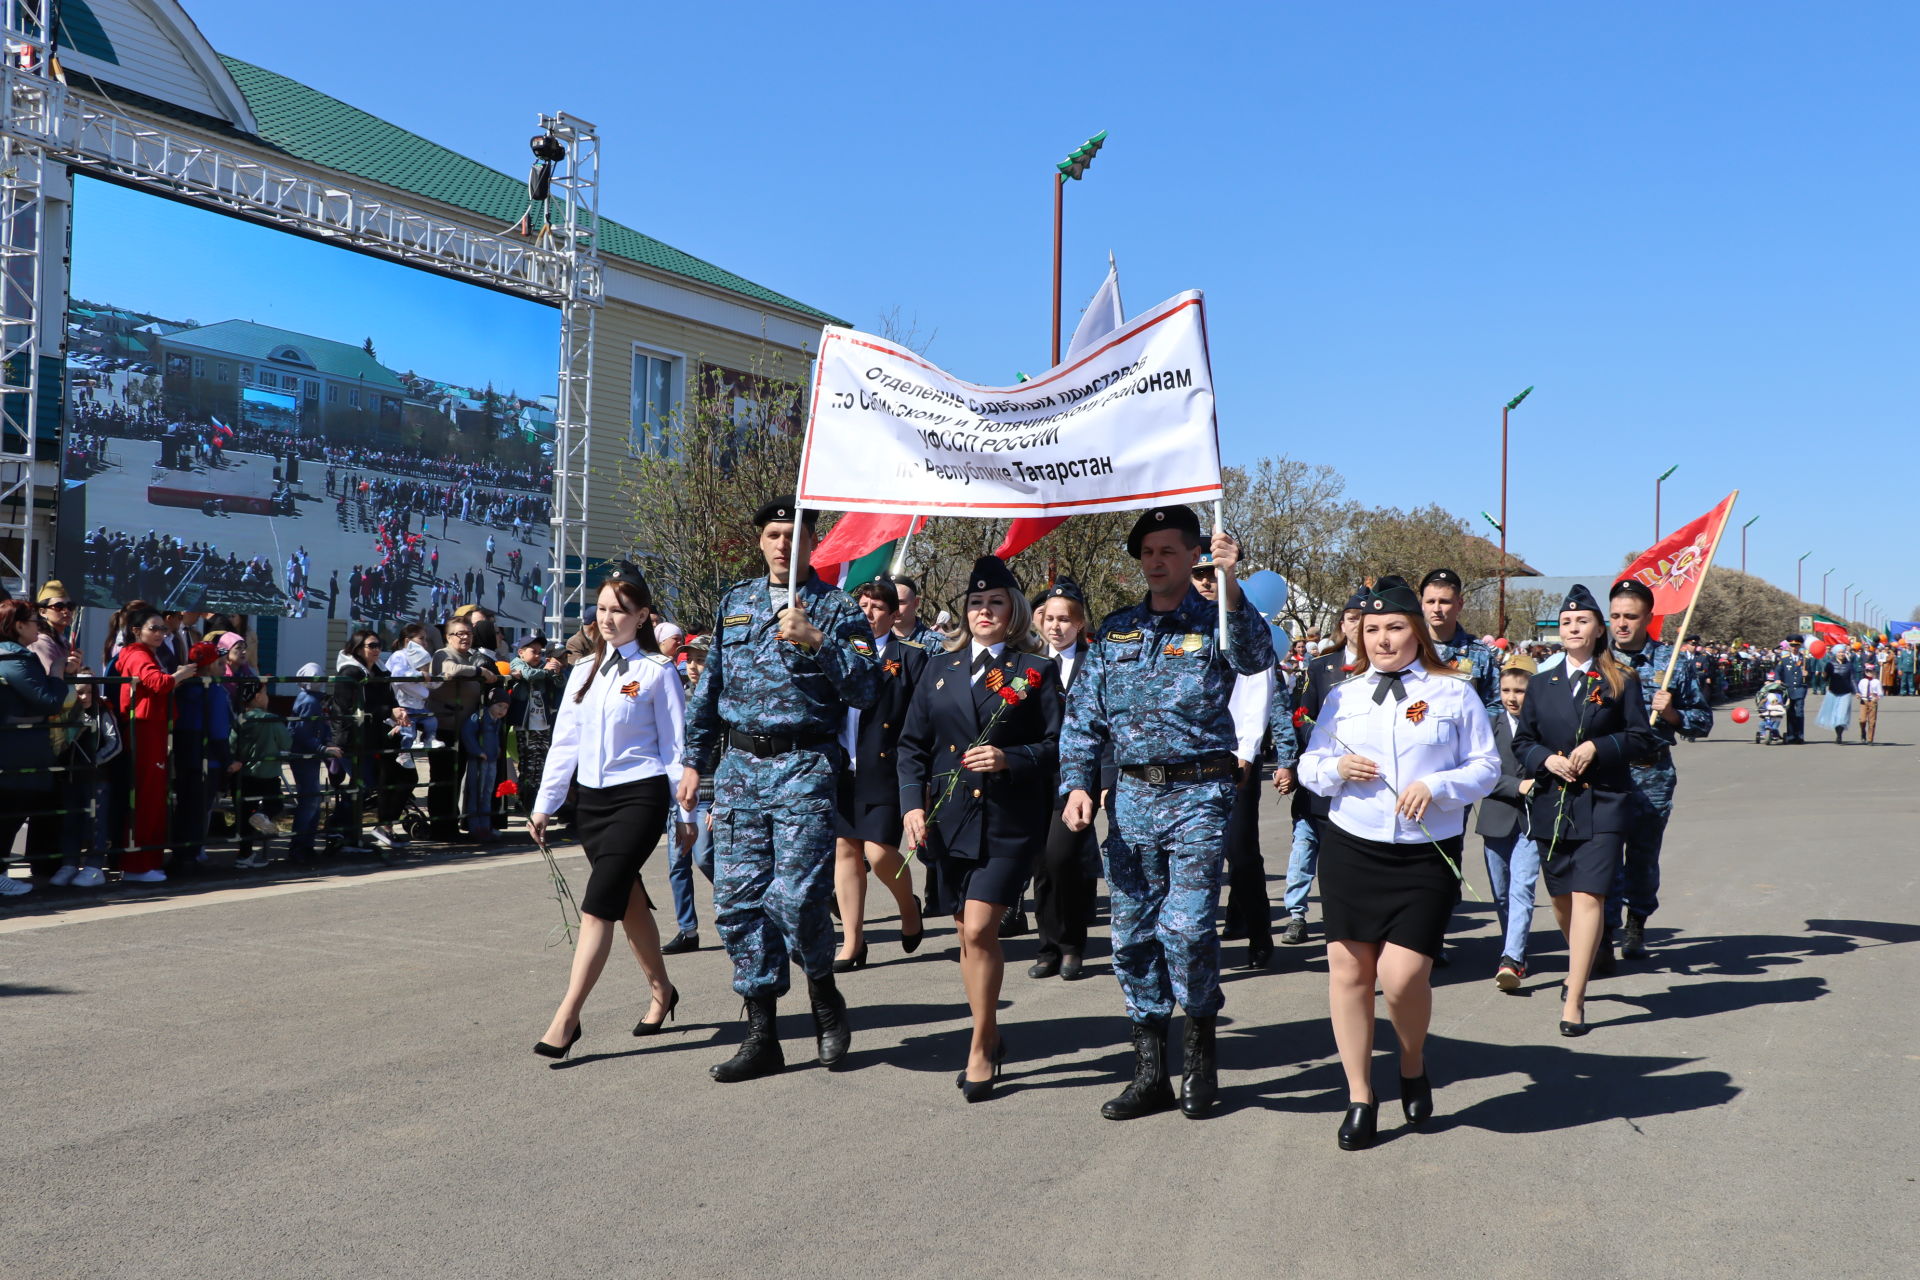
{"left": 69, "top": 177, "right": 557, "bottom": 398}
{"left": 179, "top": 0, "right": 1918, "bottom": 625}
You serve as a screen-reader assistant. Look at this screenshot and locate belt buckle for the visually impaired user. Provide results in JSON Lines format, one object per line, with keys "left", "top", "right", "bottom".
{"left": 1145, "top": 764, "right": 1167, "bottom": 786}
{"left": 752, "top": 733, "right": 774, "bottom": 754}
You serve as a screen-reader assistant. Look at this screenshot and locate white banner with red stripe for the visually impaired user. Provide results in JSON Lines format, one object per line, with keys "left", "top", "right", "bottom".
{"left": 797, "top": 291, "right": 1220, "bottom": 519}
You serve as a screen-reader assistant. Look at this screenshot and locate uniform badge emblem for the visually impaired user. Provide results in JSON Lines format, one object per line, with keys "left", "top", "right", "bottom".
{"left": 936, "top": 678, "right": 946, "bottom": 690}
{"left": 1181, "top": 633, "right": 1204, "bottom": 654}
{"left": 722, "top": 614, "right": 750, "bottom": 626}
{"left": 850, "top": 636, "right": 874, "bottom": 656}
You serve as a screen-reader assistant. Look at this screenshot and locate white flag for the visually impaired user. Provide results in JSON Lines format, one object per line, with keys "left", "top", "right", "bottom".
{"left": 799, "top": 291, "right": 1221, "bottom": 519}
{"left": 1065, "top": 256, "right": 1125, "bottom": 360}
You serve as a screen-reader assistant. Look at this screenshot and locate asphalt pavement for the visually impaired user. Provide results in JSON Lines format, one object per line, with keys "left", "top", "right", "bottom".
{"left": 3, "top": 694, "right": 1916, "bottom": 1279}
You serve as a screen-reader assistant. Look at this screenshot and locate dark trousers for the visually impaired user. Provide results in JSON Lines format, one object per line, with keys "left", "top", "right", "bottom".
{"left": 1785, "top": 695, "right": 1806, "bottom": 742}
{"left": 427, "top": 737, "right": 464, "bottom": 838}
{"left": 1222, "top": 764, "right": 1271, "bottom": 942}
{"left": 1034, "top": 807, "right": 1097, "bottom": 959}
{"left": 170, "top": 728, "right": 208, "bottom": 859}
{"left": 236, "top": 778, "right": 284, "bottom": 856}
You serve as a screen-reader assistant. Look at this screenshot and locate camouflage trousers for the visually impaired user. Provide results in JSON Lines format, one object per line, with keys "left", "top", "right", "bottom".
{"left": 710, "top": 746, "right": 838, "bottom": 999}
{"left": 1102, "top": 774, "right": 1234, "bottom": 1024}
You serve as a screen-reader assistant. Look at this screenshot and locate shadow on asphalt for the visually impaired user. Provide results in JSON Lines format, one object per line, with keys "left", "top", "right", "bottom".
{"left": 0, "top": 982, "right": 78, "bottom": 998}
{"left": 1806, "top": 917, "right": 1920, "bottom": 947}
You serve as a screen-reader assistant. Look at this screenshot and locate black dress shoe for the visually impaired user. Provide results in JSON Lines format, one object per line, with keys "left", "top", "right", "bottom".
{"left": 1244, "top": 937, "right": 1274, "bottom": 970}
{"left": 1028, "top": 954, "right": 1061, "bottom": 979}
{"left": 632, "top": 985, "right": 679, "bottom": 1036}
{"left": 900, "top": 926, "right": 925, "bottom": 955}
{"left": 1337, "top": 1102, "right": 1378, "bottom": 1151}
{"left": 1400, "top": 1072, "right": 1432, "bottom": 1127}
{"left": 831, "top": 942, "right": 868, "bottom": 973}
{"left": 1559, "top": 1019, "right": 1590, "bottom": 1037}
{"left": 1060, "top": 952, "right": 1084, "bottom": 981}
{"left": 660, "top": 931, "right": 701, "bottom": 955}
{"left": 533, "top": 1023, "right": 582, "bottom": 1060}
{"left": 957, "top": 1038, "right": 1008, "bottom": 1096}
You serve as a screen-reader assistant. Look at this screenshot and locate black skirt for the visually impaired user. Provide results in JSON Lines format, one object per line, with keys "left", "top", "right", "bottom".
{"left": 1318, "top": 820, "right": 1463, "bottom": 959}
{"left": 925, "top": 848, "right": 1031, "bottom": 916}
{"left": 572, "top": 775, "right": 671, "bottom": 921}
{"left": 1541, "top": 830, "right": 1623, "bottom": 898}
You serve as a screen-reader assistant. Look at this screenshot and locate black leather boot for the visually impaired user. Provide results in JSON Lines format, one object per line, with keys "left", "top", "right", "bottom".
{"left": 1101, "top": 1021, "right": 1175, "bottom": 1120}
{"left": 1180, "top": 1015, "right": 1218, "bottom": 1118}
{"left": 709, "top": 995, "right": 784, "bottom": 1083}
{"left": 1621, "top": 913, "right": 1648, "bottom": 960}
{"left": 807, "top": 972, "right": 851, "bottom": 1068}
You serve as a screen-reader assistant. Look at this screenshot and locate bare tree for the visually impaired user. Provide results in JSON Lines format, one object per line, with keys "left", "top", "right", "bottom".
{"left": 1225, "top": 457, "right": 1361, "bottom": 633}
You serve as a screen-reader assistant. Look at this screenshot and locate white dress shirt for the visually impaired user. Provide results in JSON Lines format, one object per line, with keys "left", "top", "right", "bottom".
{"left": 534, "top": 640, "right": 687, "bottom": 816}
{"left": 969, "top": 639, "right": 1007, "bottom": 683}
{"left": 1298, "top": 659, "right": 1501, "bottom": 843}
{"left": 1050, "top": 642, "right": 1080, "bottom": 689}
{"left": 1228, "top": 667, "right": 1273, "bottom": 763}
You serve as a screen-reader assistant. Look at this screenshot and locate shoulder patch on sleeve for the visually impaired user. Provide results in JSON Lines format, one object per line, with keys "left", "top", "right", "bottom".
{"left": 849, "top": 635, "right": 875, "bottom": 657}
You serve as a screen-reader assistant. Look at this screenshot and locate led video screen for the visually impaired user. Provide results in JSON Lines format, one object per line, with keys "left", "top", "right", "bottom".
{"left": 59, "top": 175, "right": 559, "bottom": 637}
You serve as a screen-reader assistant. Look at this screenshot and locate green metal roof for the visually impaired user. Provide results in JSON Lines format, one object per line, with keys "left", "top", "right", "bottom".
{"left": 159, "top": 319, "right": 406, "bottom": 388}
{"left": 217, "top": 56, "right": 841, "bottom": 325}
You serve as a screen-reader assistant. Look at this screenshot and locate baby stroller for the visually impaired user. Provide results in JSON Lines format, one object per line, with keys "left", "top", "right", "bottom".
{"left": 1755, "top": 677, "right": 1786, "bottom": 745}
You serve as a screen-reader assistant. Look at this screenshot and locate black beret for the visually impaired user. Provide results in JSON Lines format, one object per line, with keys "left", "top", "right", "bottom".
{"left": 1420, "top": 568, "right": 1464, "bottom": 593}
{"left": 752, "top": 496, "right": 818, "bottom": 530}
{"left": 1344, "top": 585, "right": 1371, "bottom": 612}
{"left": 1036, "top": 578, "right": 1087, "bottom": 609}
{"left": 1560, "top": 584, "right": 1603, "bottom": 617}
{"left": 1126, "top": 505, "right": 1202, "bottom": 558}
{"left": 964, "top": 555, "right": 1021, "bottom": 596}
{"left": 1364, "top": 574, "right": 1422, "bottom": 617}
{"left": 1609, "top": 578, "right": 1656, "bottom": 607}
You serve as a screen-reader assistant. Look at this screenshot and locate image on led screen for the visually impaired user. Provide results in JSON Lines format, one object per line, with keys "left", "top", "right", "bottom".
{"left": 59, "top": 175, "right": 559, "bottom": 627}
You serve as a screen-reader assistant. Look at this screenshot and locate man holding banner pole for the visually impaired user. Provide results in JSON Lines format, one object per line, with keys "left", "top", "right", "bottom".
{"left": 681, "top": 497, "right": 881, "bottom": 1083}
{"left": 1061, "top": 505, "right": 1274, "bottom": 1121}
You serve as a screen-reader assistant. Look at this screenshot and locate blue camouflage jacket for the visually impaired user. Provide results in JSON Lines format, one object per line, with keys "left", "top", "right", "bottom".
{"left": 684, "top": 571, "right": 881, "bottom": 772}
{"left": 1616, "top": 639, "right": 1713, "bottom": 757}
{"left": 1434, "top": 626, "right": 1501, "bottom": 711}
{"left": 1059, "top": 586, "right": 1275, "bottom": 794}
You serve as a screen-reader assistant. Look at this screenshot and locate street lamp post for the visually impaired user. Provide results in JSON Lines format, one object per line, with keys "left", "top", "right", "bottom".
{"left": 1822, "top": 568, "right": 1834, "bottom": 612}
{"left": 1797, "top": 551, "right": 1811, "bottom": 603}
{"left": 1654, "top": 464, "right": 1678, "bottom": 542}
{"left": 1497, "top": 385, "right": 1532, "bottom": 638}
{"left": 1741, "top": 515, "right": 1758, "bottom": 573}
{"left": 1844, "top": 584, "right": 1855, "bottom": 621}
{"left": 1051, "top": 129, "right": 1108, "bottom": 366}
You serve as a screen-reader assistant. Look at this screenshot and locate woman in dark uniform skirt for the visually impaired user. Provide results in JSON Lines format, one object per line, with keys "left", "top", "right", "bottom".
{"left": 527, "top": 564, "right": 686, "bottom": 1059}
{"left": 898, "top": 556, "right": 1062, "bottom": 1102}
{"left": 831, "top": 576, "right": 929, "bottom": 969}
{"left": 1514, "top": 585, "right": 1658, "bottom": 1037}
{"left": 1298, "top": 577, "right": 1500, "bottom": 1150}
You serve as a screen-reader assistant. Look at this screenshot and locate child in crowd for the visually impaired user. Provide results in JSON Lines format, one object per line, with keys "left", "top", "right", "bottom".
{"left": 229, "top": 678, "right": 291, "bottom": 869}
{"left": 1478, "top": 658, "right": 1541, "bottom": 990}
{"left": 1856, "top": 665, "right": 1883, "bottom": 746}
{"left": 287, "top": 663, "right": 341, "bottom": 863}
{"left": 48, "top": 672, "right": 122, "bottom": 889}
{"left": 1755, "top": 672, "right": 1786, "bottom": 745}
{"left": 461, "top": 693, "right": 510, "bottom": 842}
{"left": 385, "top": 622, "right": 440, "bottom": 767}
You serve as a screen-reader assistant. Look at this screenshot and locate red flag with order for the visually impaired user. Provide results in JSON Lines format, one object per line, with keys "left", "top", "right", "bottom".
{"left": 993, "top": 516, "right": 1067, "bottom": 560}
{"left": 1617, "top": 493, "right": 1737, "bottom": 642}
{"left": 809, "top": 513, "right": 924, "bottom": 576}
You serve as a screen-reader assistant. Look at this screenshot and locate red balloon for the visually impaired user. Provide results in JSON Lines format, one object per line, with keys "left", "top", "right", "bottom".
{"left": 1809, "top": 641, "right": 1828, "bottom": 659}
{"left": 1731, "top": 707, "right": 1751, "bottom": 724}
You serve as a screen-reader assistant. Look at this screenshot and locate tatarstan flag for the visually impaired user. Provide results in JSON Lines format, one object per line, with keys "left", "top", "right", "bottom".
{"left": 1617, "top": 492, "right": 1738, "bottom": 641}
{"left": 811, "top": 512, "right": 925, "bottom": 587}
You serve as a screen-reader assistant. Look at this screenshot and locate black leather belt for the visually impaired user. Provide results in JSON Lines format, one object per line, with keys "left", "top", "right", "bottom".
{"left": 1120, "top": 755, "right": 1237, "bottom": 786}
{"left": 1630, "top": 751, "right": 1674, "bottom": 769}
{"left": 727, "top": 729, "right": 835, "bottom": 758}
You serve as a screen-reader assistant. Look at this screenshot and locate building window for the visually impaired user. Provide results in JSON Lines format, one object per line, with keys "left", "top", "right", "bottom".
{"left": 239, "top": 364, "right": 252, "bottom": 383}
{"left": 305, "top": 380, "right": 319, "bottom": 401}
{"left": 215, "top": 362, "right": 229, "bottom": 384}
{"left": 327, "top": 385, "right": 338, "bottom": 404}
{"left": 347, "top": 389, "right": 361, "bottom": 409}
{"left": 631, "top": 347, "right": 681, "bottom": 457}
{"left": 192, "top": 357, "right": 205, "bottom": 378}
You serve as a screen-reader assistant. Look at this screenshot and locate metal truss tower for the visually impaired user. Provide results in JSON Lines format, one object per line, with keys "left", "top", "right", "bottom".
{"left": 0, "top": 0, "right": 52, "bottom": 594}
{"left": 540, "top": 113, "right": 601, "bottom": 635}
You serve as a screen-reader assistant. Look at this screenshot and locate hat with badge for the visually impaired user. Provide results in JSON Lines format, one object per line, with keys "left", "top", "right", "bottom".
{"left": 964, "top": 555, "right": 1021, "bottom": 596}
{"left": 1363, "top": 574, "right": 1423, "bottom": 617}
{"left": 1559, "top": 584, "right": 1604, "bottom": 618}
{"left": 1125, "top": 504, "right": 1201, "bottom": 558}
{"left": 603, "top": 559, "right": 653, "bottom": 604}
{"left": 1419, "top": 568, "right": 1464, "bottom": 594}
{"left": 752, "top": 495, "right": 818, "bottom": 530}
{"left": 1343, "top": 584, "right": 1371, "bottom": 612}
{"left": 1035, "top": 577, "right": 1087, "bottom": 610}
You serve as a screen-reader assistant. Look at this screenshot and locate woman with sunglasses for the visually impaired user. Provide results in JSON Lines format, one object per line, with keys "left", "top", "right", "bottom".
{"left": 898, "top": 556, "right": 1062, "bottom": 1102}
{"left": 329, "top": 629, "right": 412, "bottom": 855}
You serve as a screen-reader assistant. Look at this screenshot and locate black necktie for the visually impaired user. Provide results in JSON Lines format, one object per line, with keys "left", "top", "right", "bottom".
{"left": 602, "top": 649, "right": 628, "bottom": 677}
{"left": 1372, "top": 669, "right": 1409, "bottom": 704}
{"left": 971, "top": 648, "right": 995, "bottom": 681}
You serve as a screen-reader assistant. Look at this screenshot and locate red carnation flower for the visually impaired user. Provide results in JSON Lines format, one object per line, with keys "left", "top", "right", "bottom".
{"left": 1025, "top": 667, "right": 1043, "bottom": 684}
{"left": 997, "top": 687, "right": 1021, "bottom": 705}
{"left": 1292, "top": 707, "right": 1311, "bottom": 728}
{"left": 495, "top": 780, "right": 519, "bottom": 798}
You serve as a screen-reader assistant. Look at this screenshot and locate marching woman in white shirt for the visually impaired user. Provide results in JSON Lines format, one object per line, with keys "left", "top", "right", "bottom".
{"left": 530, "top": 564, "right": 687, "bottom": 1059}
{"left": 1299, "top": 575, "right": 1500, "bottom": 1150}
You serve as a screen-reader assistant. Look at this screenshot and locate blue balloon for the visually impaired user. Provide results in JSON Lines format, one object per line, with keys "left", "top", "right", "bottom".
{"left": 1240, "top": 570, "right": 1291, "bottom": 653}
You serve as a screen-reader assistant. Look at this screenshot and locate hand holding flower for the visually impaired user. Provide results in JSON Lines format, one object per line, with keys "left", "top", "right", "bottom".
{"left": 1567, "top": 740, "right": 1598, "bottom": 775}
{"left": 902, "top": 807, "right": 929, "bottom": 852}
{"left": 1395, "top": 780, "right": 1433, "bottom": 822}
{"left": 1336, "top": 753, "right": 1381, "bottom": 783}
{"left": 961, "top": 744, "right": 1008, "bottom": 773}
{"left": 1544, "top": 752, "right": 1580, "bottom": 782}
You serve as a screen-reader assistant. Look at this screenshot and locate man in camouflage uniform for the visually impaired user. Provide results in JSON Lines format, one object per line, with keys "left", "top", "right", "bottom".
{"left": 1061, "top": 505, "right": 1275, "bottom": 1121}
{"left": 1606, "top": 579, "right": 1714, "bottom": 967}
{"left": 1420, "top": 568, "right": 1500, "bottom": 711}
{"left": 1777, "top": 637, "right": 1810, "bottom": 743}
{"left": 682, "top": 497, "right": 880, "bottom": 1082}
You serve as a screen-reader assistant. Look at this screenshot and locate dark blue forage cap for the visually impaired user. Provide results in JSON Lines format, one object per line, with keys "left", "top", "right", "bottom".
{"left": 965, "top": 555, "right": 1021, "bottom": 596}
{"left": 1344, "top": 584, "right": 1371, "bottom": 612}
{"left": 1036, "top": 577, "right": 1086, "bottom": 609}
{"left": 1561, "top": 583, "right": 1603, "bottom": 617}
{"left": 1364, "top": 575, "right": 1422, "bottom": 616}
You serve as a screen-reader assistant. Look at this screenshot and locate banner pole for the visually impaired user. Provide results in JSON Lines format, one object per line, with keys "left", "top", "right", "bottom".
{"left": 889, "top": 515, "right": 923, "bottom": 578}
{"left": 789, "top": 504, "right": 803, "bottom": 603}
{"left": 1654, "top": 489, "right": 1738, "bottom": 718}
{"left": 1213, "top": 498, "right": 1230, "bottom": 658}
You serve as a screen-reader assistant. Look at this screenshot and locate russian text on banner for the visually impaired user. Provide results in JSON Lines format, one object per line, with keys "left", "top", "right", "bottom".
{"left": 799, "top": 291, "right": 1220, "bottom": 519}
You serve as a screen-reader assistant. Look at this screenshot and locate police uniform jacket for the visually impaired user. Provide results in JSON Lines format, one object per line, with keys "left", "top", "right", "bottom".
{"left": 684, "top": 571, "right": 880, "bottom": 772}
{"left": 1512, "top": 661, "right": 1660, "bottom": 841}
{"left": 1435, "top": 626, "right": 1502, "bottom": 710}
{"left": 850, "top": 635, "right": 929, "bottom": 809}
{"left": 1058, "top": 587, "right": 1276, "bottom": 794}
{"left": 1615, "top": 639, "right": 1713, "bottom": 763}
{"left": 896, "top": 646, "right": 1062, "bottom": 863}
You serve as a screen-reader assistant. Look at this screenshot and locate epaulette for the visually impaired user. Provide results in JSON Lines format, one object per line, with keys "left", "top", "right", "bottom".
{"left": 645, "top": 652, "right": 673, "bottom": 666}
{"left": 898, "top": 638, "right": 925, "bottom": 650}
{"left": 1334, "top": 669, "right": 1369, "bottom": 687}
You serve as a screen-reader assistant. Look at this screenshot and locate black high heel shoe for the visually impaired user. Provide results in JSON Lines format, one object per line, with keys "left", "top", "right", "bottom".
{"left": 632, "top": 985, "right": 679, "bottom": 1036}
{"left": 1337, "top": 1101, "right": 1378, "bottom": 1151}
{"left": 533, "top": 1023, "right": 582, "bottom": 1060}
{"left": 832, "top": 942, "right": 868, "bottom": 973}
{"left": 959, "top": 1037, "right": 1008, "bottom": 1103}
{"left": 1559, "top": 1018, "right": 1590, "bottom": 1037}
{"left": 1400, "top": 1072, "right": 1433, "bottom": 1127}
{"left": 900, "top": 924, "right": 925, "bottom": 955}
